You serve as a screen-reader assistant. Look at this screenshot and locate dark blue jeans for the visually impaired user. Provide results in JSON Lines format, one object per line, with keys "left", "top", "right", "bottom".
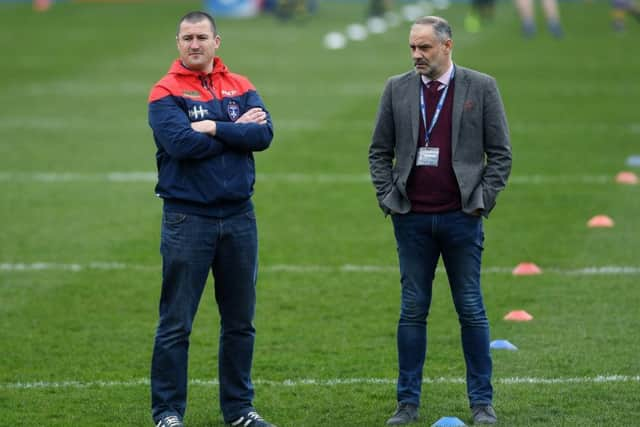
{"left": 151, "top": 210, "right": 258, "bottom": 423}
{"left": 391, "top": 210, "right": 493, "bottom": 407}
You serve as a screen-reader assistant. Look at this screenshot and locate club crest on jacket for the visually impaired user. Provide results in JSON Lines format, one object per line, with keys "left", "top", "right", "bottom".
{"left": 227, "top": 100, "right": 240, "bottom": 121}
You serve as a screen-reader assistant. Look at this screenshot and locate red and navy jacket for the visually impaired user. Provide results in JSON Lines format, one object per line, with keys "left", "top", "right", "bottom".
{"left": 148, "top": 57, "right": 273, "bottom": 217}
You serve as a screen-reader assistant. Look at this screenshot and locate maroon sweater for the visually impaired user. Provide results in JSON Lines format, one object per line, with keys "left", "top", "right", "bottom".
{"left": 406, "top": 79, "right": 462, "bottom": 213}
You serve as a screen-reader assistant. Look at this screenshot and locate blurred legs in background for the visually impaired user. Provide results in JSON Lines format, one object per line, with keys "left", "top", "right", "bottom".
{"left": 266, "top": 0, "right": 317, "bottom": 21}
{"left": 611, "top": 0, "right": 640, "bottom": 31}
{"left": 465, "top": 0, "right": 496, "bottom": 33}
{"left": 368, "top": 0, "right": 394, "bottom": 17}
{"left": 515, "top": 0, "right": 563, "bottom": 38}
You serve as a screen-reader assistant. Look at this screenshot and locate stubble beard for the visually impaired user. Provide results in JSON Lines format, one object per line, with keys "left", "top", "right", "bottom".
{"left": 416, "top": 65, "right": 438, "bottom": 80}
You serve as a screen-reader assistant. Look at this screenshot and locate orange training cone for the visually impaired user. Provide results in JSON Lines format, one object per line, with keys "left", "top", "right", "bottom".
{"left": 616, "top": 171, "right": 638, "bottom": 185}
{"left": 512, "top": 262, "right": 542, "bottom": 276}
{"left": 504, "top": 310, "right": 534, "bottom": 321}
{"left": 587, "top": 215, "right": 614, "bottom": 228}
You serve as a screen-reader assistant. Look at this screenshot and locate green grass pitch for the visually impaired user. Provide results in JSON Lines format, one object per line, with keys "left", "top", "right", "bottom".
{"left": 0, "top": 1, "right": 639, "bottom": 425}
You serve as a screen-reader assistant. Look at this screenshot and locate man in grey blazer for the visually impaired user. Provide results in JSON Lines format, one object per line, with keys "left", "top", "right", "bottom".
{"left": 368, "top": 16, "right": 511, "bottom": 425}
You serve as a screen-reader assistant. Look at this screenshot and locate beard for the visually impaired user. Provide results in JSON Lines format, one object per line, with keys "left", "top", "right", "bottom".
{"left": 415, "top": 59, "right": 446, "bottom": 80}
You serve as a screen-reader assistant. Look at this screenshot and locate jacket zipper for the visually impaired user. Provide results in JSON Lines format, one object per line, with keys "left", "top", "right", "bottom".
{"left": 199, "top": 75, "right": 215, "bottom": 99}
{"left": 199, "top": 74, "right": 225, "bottom": 187}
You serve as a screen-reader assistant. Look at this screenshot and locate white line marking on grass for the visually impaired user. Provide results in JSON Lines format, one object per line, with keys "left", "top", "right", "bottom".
{"left": 276, "top": 118, "right": 373, "bottom": 130}
{"left": 3, "top": 379, "right": 151, "bottom": 390}
{"left": 0, "top": 262, "right": 155, "bottom": 272}
{"left": 259, "top": 173, "right": 370, "bottom": 183}
{"left": 510, "top": 122, "right": 635, "bottom": 134}
{"left": 0, "top": 172, "right": 157, "bottom": 183}
{"left": 2, "top": 375, "right": 638, "bottom": 390}
{"left": 260, "top": 82, "right": 382, "bottom": 96}
{"left": 496, "top": 375, "right": 640, "bottom": 384}
{"left": 0, "top": 118, "right": 371, "bottom": 132}
{"left": 552, "top": 266, "right": 640, "bottom": 275}
{"left": 2, "top": 263, "right": 640, "bottom": 275}
{"left": 0, "top": 171, "right": 622, "bottom": 185}
{"left": 0, "top": 117, "right": 144, "bottom": 132}
{"left": 508, "top": 175, "right": 611, "bottom": 184}
{"left": 7, "top": 118, "right": 628, "bottom": 133}
{"left": 2, "top": 81, "right": 149, "bottom": 97}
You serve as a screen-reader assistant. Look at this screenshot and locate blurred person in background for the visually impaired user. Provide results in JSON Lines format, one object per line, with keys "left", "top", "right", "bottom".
{"left": 263, "top": 0, "right": 317, "bottom": 20}
{"left": 369, "top": 15, "right": 511, "bottom": 426}
{"left": 611, "top": 0, "right": 640, "bottom": 31}
{"left": 147, "top": 10, "right": 275, "bottom": 427}
{"left": 369, "top": 0, "right": 394, "bottom": 17}
{"left": 514, "top": 0, "right": 564, "bottom": 38}
{"left": 464, "top": 0, "right": 496, "bottom": 33}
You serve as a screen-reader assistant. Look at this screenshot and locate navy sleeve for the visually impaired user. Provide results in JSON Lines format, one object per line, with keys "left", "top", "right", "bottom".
{"left": 214, "top": 90, "right": 274, "bottom": 152}
{"left": 149, "top": 96, "right": 226, "bottom": 160}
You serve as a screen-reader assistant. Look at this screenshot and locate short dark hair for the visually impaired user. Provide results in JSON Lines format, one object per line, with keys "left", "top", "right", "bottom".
{"left": 413, "top": 16, "right": 452, "bottom": 42}
{"left": 177, "top": 11, "right": 217, "bottom": 36}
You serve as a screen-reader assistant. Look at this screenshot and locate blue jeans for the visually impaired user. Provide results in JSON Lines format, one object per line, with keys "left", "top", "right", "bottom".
{"left": 391, "top": 211, "right": 493, "bottom": 407}
{"left": 151, "top": 210, "right": 258, "bottom": 423}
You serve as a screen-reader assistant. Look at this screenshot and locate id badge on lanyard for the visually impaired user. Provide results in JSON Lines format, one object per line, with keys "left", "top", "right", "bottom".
{"left": 416, "top": 146, "right": 440, "bottom": 167}
{"left": 415, "top": 66, "right": 454, "bottom": 167}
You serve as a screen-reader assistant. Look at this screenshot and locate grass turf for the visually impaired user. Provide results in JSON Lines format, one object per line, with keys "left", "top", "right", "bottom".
{"left": 1, "top": 1, "right": 639, "bottom": 425}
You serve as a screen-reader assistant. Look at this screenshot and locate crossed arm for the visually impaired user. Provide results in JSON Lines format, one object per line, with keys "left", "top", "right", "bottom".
{"left": 190, "top": 106, "right": 272, "bottom": 152}
{"left": 149, "top": 91, "right": 273, "bottom": 160}
{"left": 190, "top": 107, "right": 267, "bottom": 134}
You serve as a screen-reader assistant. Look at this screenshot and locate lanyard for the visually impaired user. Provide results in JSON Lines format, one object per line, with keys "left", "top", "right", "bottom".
{"left": 420, "top": 65, "right": 455, "bottom": 146}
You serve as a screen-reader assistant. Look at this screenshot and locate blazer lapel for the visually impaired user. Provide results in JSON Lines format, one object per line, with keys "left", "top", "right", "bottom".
{"left": 408, "top": 72, "right": 421, "bottom": 147}
{"left": 451, "top": 66, "right": 469, "bottom": 154}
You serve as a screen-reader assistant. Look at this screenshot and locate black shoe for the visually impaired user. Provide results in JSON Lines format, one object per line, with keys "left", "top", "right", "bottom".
{"left": 155, "top": 415, "right": 183, "bottom": 427}
{"left": 386, "top": 403, "right": 419, "bottom": 425}
{"left": 230, "top": 411, "right": 277, "bottom": 427}
{"left": 471, "top": 404, "right": 497, "bottom": 425}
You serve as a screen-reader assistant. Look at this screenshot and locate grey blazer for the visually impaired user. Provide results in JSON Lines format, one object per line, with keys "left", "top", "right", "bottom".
{"left": 368, "top": 65, "right": 512, "bottom": 218}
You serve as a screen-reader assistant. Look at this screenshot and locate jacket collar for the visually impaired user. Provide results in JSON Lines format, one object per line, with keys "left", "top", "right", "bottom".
{"left": 168, "top": 57, "right": 228, "bottom": 77}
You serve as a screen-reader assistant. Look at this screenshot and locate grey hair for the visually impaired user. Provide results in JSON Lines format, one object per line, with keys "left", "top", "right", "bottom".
{"left": 413, "top": 16, "right": 452, "bottom": 42}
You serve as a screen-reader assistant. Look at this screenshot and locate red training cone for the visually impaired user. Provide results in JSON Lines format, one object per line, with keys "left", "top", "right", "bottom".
{"left": 587, "top": 215, "right": 614, "bottom": 228}
{"left": 512, "top": 262, "right": 542, "bottom": 276}
{"left": 504, "top": 310, "right": 534, "bottom": 321}
{"left": 616, "top": 171, "right": 638, "bottom": 185}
